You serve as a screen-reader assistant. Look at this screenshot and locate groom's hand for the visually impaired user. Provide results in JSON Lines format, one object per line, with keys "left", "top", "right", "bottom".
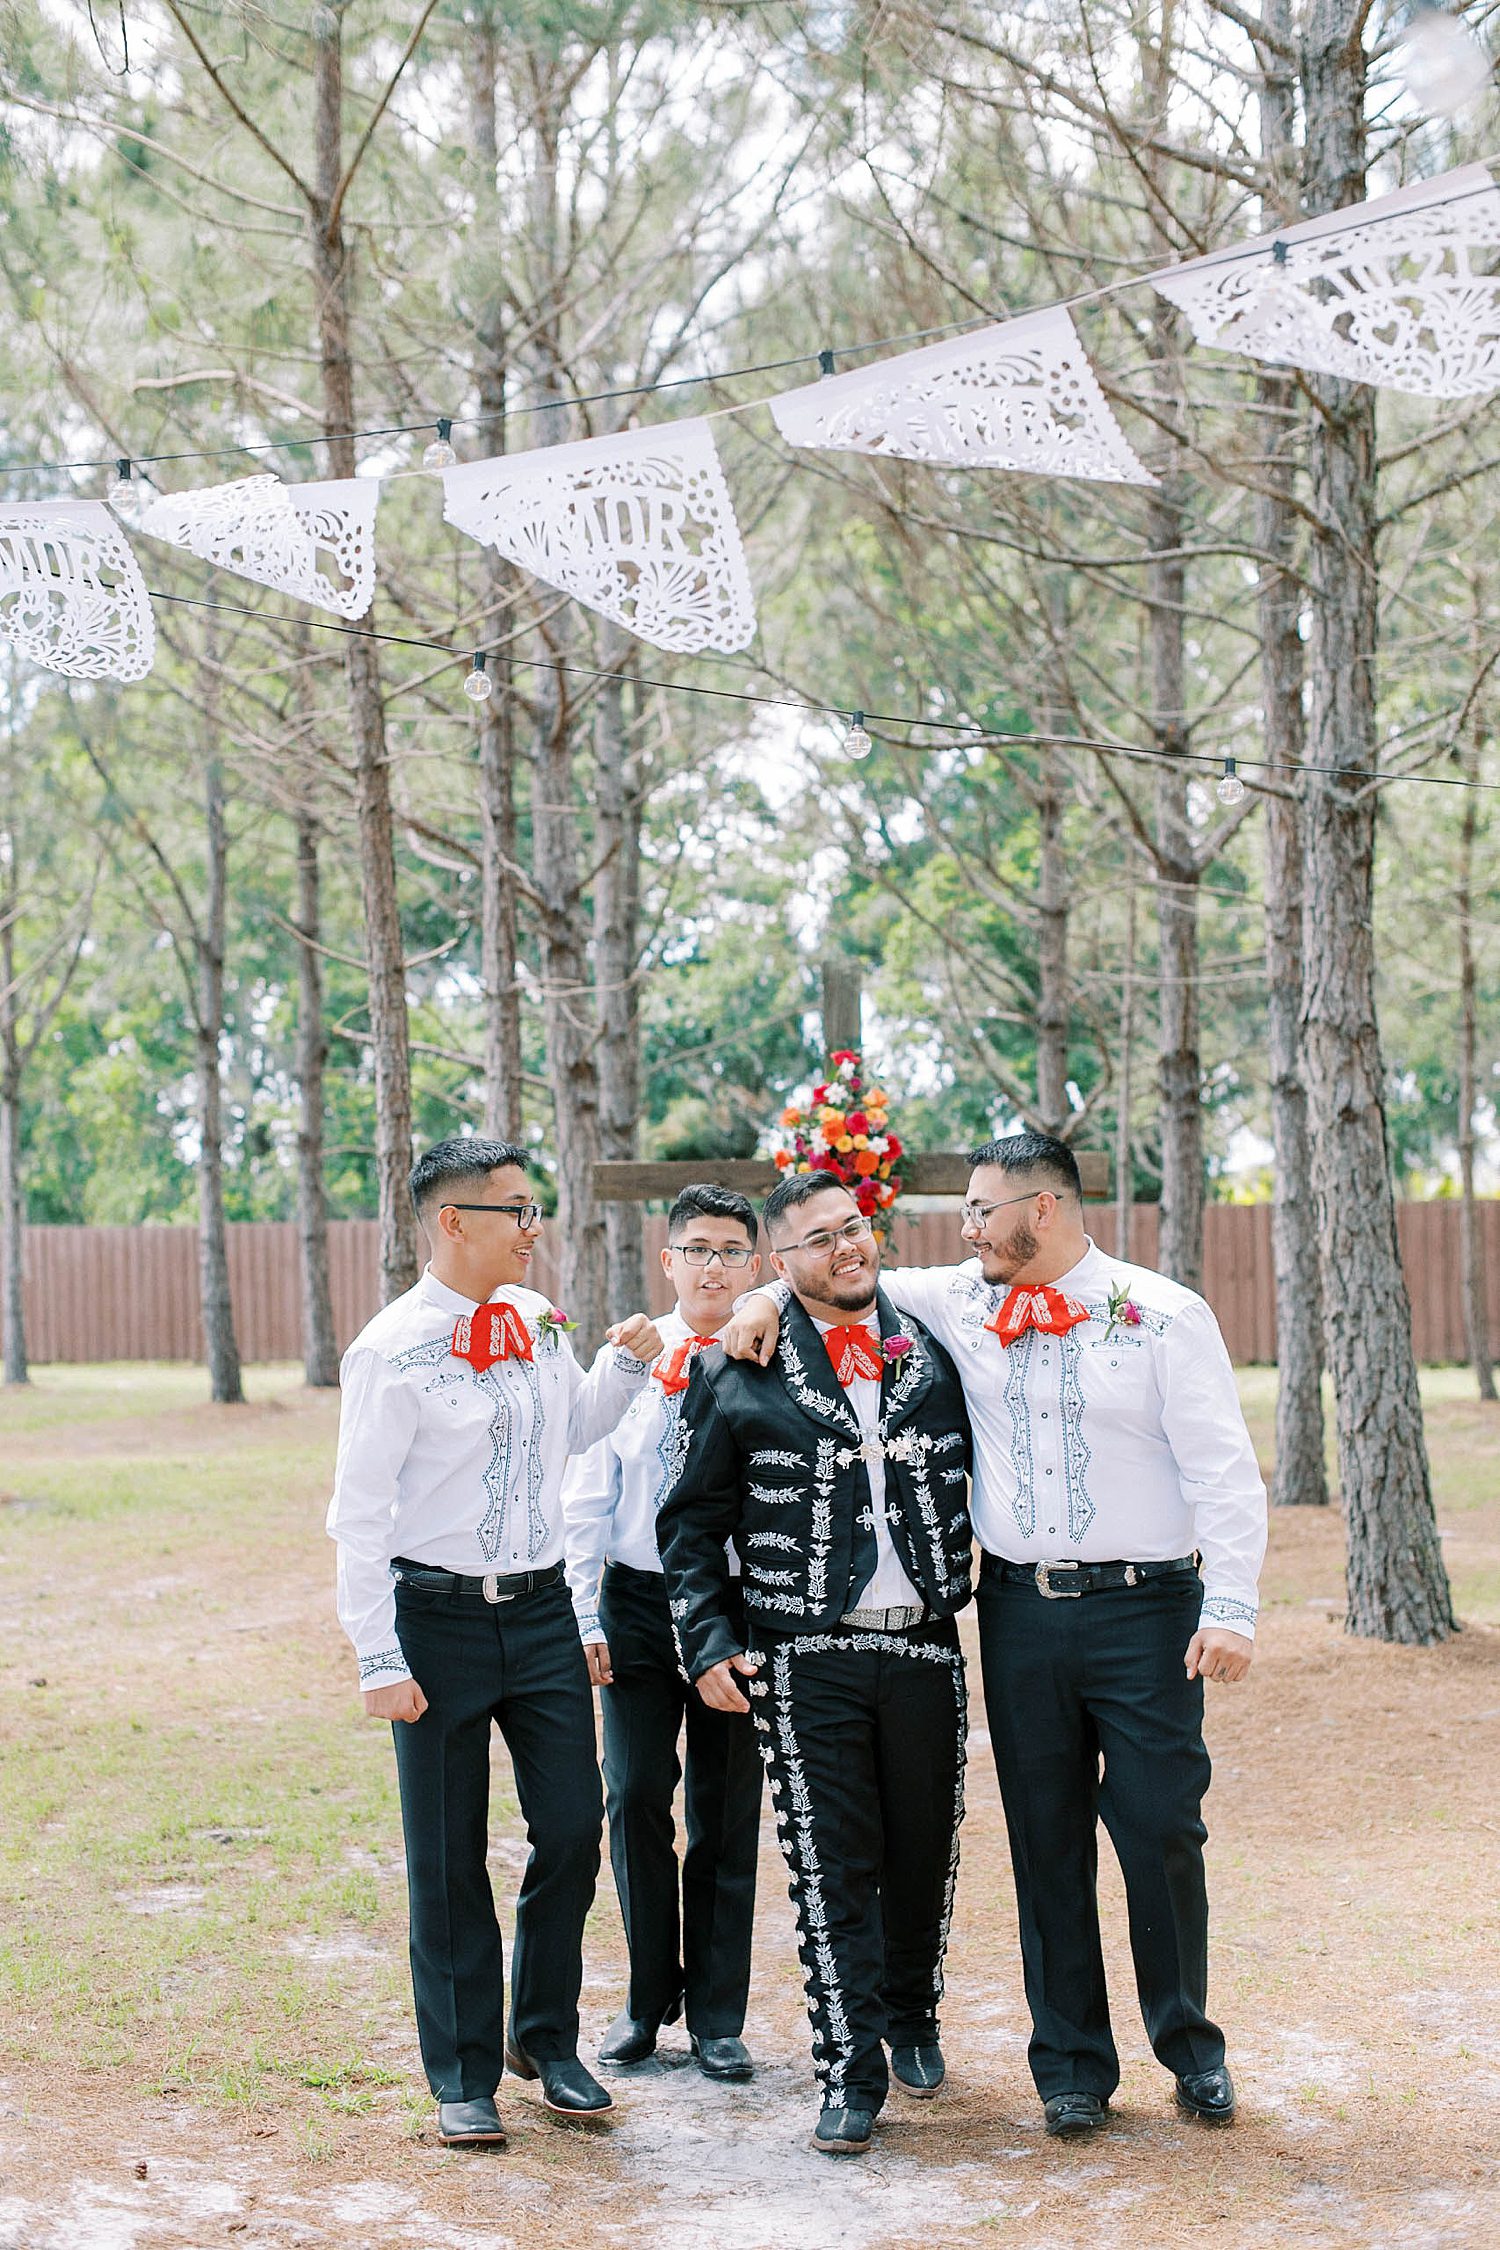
{"left": 720, "top": 1292, "right": 781, "bottom": 1366}
{"left": 1185, "top": 1627, "right": 1254, "bottom": 1684}
{"left": 695, "top": 1652, "right": 758, "bottom": 1713}
{"left": 363, "top": 1678, "right": 428, "bottom": 1722}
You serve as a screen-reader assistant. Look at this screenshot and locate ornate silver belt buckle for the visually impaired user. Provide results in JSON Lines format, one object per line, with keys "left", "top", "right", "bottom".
{"left": 482, "top": 1573, "right": 515, "bottom": 1604}
{"left": 1036, "top": 1560, "right": 1081, "bottom": 1600}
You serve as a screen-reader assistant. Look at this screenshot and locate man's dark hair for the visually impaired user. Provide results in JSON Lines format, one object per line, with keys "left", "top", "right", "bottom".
{"left": 409, "top": 1135, "right": 529, "bottom": 1221}
{"left": 761, "top": 1168, "right": 855, "bottom": 1242}
{"left": 968, "top": 1131, "right": 1081, "bottom": 1201}
{"left": 667, "top": 1184, "right": 758, "bottom": 1246}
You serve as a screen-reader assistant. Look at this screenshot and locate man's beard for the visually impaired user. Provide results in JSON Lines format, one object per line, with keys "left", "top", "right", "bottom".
{"left": 821, "top": 1264, "right": 879, "bottom": 1312}
{"left": 981, "top": 1219, "right": 1038, "bottom": 1280}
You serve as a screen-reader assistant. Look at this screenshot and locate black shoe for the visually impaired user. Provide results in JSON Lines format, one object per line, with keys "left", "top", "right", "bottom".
{"left": 1044, "top": 2091, "right": 1109, "bottom": 2138}
{"left": 599, "top": 2010, "right": 660, "bottom": 2066}
{"left": 1174, "top": 2065, "right": 1236, "bottom": 2124}
{"left": 689, "top": 2033, "right": 754, "bottom": 2082}
{"left": 505, "top": 2042, "right": 613, "bottom": 2117}
{"left": 435, "top": 2096, "right": 507, "bottom": 2147}
{"left": 890, "top": 2041, "right": 945, "bottom": 2098}
{"left": 811, "top": 2104, "right": 875, "bottom": 2156}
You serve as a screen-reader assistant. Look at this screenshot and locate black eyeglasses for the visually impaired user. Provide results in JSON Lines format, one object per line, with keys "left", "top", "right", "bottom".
{"left": 442, "top": 1202, "right": 543, "bottom": 1228}
{"left": 672, "top": 1243, "right": 754, "bottom": 1267}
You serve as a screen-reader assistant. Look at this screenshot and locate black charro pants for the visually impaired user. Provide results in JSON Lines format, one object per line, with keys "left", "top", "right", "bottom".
{"left": 598, "top": 1561, "right": 763, "bottom": 2038}
{"left": 748, "top": 1617, "right": 967, "bottom": 2114}
{"left": 976, "top": 1561, "right": 1224, "bottom": 2101}
{"left": 391, "top": 1575, "right": 602, "bottom": 2099}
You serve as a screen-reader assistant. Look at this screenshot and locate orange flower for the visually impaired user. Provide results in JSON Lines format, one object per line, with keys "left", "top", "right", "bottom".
{"left": 866, "top": 1087, "right": 888, "bottom": 1106}
{"left": 820, "top": 1113, "right": 845, "bottom": 1143}
{"left": 854, "top": 1149, "right": 879, "bottom": 1176}
{"left": 781, "top": 1106, "right": 802, "bottom": 1128}
{"left": 773, "top": 1149, "right": 793, "bottom": 1170}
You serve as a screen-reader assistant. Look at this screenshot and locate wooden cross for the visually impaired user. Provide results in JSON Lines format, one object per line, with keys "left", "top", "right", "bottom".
{"left": 595, "top": 1151, "right": 1112, "bottom": 1202}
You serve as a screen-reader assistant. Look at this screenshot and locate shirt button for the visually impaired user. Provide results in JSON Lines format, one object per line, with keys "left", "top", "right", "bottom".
{"left": 1045, "top": 1467, "right": 1054, "bottom": 1476}
{"left": 1048, "top": 1526, "right": 1057, "bottom": 1535}
{"left": 1041, "top": 1411, "right": 1049, "bottom": 1420}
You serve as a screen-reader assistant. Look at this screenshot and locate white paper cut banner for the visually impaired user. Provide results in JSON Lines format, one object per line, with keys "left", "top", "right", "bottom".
{"left": 0, "top": 499, "right": 155, "bottom": 682}
{"left": 1153, "top": 164, "right": 1500, "bottom": 398}
{"left": 442, "top": 421, "right": 756, "bottom": 655}
{"left": 141, "top": 473, "right": 379, "bottom": 616}
{"left": 767, "top": 307, "right": 1156, "bottom": 484}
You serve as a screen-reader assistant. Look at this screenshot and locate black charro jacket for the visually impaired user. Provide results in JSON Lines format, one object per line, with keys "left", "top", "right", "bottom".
{"left": 656, "top": 1286, "right": 973, "bottom": 1680}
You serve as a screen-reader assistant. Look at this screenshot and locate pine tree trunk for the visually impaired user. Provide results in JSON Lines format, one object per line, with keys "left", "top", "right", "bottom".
{"left": 1036, "top": 762, "right": 1071, "bottom": 1136}
{"left": 595, "top": 646, "right": 644, "bottom": 1320}
{"left": 1457, "top": 722, "right": 1496, "bottom": 1401}
{"left": 1257, "top": 5, "right": 1327, "bottom": 1505}
{"left": 469, "top": 22, "right": 525, "bottom": 1145}
{"left": 294, "top": 809, "right": 340, "bottom": 1388}
{"left": 311, "top": 14, "right": 418, "bottom": 1303}
{"left": 0, "top": 842, "right": 27, "bottom": 1385}
{"left": 1300, "top": 0, "right": 1452, "bottom": 1640}
{"left": 1115, "top": 871, "right": 1136, "bottom": 1261}
{"left": 197, "top": 752, "right": 243, "bottom": 1406}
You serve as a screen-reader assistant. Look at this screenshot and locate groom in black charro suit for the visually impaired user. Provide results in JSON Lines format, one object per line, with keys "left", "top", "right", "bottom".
{"left": 656, "top": 1170, "right": 974, "bottom": 2157}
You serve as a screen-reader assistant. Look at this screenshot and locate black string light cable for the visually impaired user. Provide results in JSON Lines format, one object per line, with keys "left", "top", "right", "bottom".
{"left": 144, "top": 586, "right": 1500, "bottom": 794}
{"left": 3, "top": 157, "right": 1500, "bottom": 487}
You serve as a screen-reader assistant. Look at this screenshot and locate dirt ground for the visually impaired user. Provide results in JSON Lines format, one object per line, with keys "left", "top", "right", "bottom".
{"left": 1, "top": 1366, "right": 1497, "bottom": 2250}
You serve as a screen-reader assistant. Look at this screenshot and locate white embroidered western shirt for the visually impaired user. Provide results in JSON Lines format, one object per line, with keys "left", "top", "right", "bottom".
{"left": 327, "top": 1267, "right": 652, "bottom": 1689}
{"left": 562, "top": 1305, "right": 744, "bottom": 1644}
{"left": 809, "top": 1314, "right": 923, "bottom": 1613}
{"left": 758, "top": 1241, "right": 1265, "bottom": 1634}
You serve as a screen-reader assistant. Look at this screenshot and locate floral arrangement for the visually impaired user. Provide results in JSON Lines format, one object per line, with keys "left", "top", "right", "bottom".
{"left": 1102, "top": 1281, "right": 1143, "bottom": 1343}
{"left": 765, "top": 1048, "right": 904, "bottom": 1228}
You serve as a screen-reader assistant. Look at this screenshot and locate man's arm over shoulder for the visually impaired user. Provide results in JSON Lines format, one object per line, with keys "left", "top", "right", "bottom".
{"left": 656, "top": 1358, "right": 746, "bottom": 1681}
{"left": 1158, "top": 1298, "right": 1267, "bottom": 1638}
{"left": 326, "top": 1343, "right": 419, "bottom": 1690}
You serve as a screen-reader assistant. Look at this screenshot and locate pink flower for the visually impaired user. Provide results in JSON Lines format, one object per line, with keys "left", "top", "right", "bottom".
{"left": 1120, "top": 1301, "right": 1142, "bottom": 1326}
{"left": 882, "top": 1333, "right": 914, "bottom": 1361}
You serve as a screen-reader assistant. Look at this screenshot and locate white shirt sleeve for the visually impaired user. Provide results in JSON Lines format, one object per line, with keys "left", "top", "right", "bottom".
{"left": 1157, "top": 1299, "right": 1268, "bottom": 1636}
{"left": 325, "top": 1345, "right": 418, "bottom": 1689}
{"left": 562, "top": 1435, "right": 621, "bottom": 1643}
{"left": 563, "top": 1338, "right": 653, "bottom": 1452}
{"left": 876, "top": 1264, "right": 957, "bottom": 1328}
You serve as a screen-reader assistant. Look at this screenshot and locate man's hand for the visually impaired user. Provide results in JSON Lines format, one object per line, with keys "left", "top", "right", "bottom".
{"left": 695, "top": 1652, "right": 759, "bottom": 1713}
{"left": 1185, "top": 1627, "right": 1254, "bottom": 1684}
{"left": 363, "top": 1678, "right": 428, "bottom": 1722}
{"left": 719, "top": 1292, "right": 781, "bottom": 1366}
{"left": 584, "top": 1638, "right": 613, "bottom": 1688}
{"left": 608, "top": 1313, "right": 663, "bottom": 1363}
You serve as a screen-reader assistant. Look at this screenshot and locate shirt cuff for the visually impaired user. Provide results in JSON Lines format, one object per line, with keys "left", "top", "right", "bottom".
{"left": 1200, "top": 1592, "right": 1258, "bottom": 1638}
{"left": 575, "top": 1607, "right": 603, "bottom": 1643}
{"left": 611, "top": 1346, "right": 652, "bottom": 1379}
{"left": 356, "top": 1644, "right": 412, "bottom": 1689}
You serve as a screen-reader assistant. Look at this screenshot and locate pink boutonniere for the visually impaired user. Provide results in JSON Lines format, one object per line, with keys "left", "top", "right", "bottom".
{"left": 1103, "top": 1282, "right": 1143, "bottom": 1343}
{"left": 536, "top": 1306, "right": 576, "bottom": 1351}
{"left": 882, "top": 1333, "right": 914, "bottom": 1363}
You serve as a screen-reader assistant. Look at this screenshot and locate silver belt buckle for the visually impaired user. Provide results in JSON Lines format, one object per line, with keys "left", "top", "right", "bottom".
{"left": 482, "top": 1573, "right": 516, "bottom": 1604}
{"left": 1035, "top": 1560, "right": 1081, "bottom": 1600}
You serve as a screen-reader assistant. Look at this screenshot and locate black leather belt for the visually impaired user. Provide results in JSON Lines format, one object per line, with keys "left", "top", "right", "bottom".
{"left": 981, "top": 1554, "right": 1197, "bottom": 1601}
{"left": 392, "top": 1558, "right": 565, "bottom": 1604}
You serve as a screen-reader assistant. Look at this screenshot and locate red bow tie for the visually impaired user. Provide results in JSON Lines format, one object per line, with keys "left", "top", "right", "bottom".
{"left": 451, "top": 1303, "right": 534, "bottom": 1371}
{"left": 987, "top": 1284, "right": 1090, "bottom": 1348}
{"left": 653, "top": 1335, "right": 712, "bottom": 1396}
{"left": 823, "top": 1324, "right": 885, "bottom": 1386}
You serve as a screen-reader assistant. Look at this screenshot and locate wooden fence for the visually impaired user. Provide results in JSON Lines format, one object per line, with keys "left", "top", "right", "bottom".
{"left": 12, "top": 1201, "right": 1497, "bottom": 1367}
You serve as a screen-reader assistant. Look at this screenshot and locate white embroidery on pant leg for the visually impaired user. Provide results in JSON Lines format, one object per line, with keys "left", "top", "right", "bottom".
{"left": 770, "top": 1640, "right": 855, "bottom": 2106}
{"left": 931, "top": 1648, "right": 968, "bottom": 2015}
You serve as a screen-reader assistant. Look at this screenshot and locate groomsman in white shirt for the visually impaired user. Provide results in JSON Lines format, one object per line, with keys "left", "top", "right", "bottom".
{"left": 327, "top": 1137, "right": 661, "bottom": 2148}
{"left": 563, "top": 1186, "right": 765, "bottom": 2084}
{"left": 723, "top": 1130, "right": 1265, "bottom": 2138}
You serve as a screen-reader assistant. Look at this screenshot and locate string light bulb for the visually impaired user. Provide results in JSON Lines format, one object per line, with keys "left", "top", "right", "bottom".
{"left": 843, "top": 710, "right": 873, "bottom": 760}
{"left": 106, "top": 459, "right": 143, "bottom": 522}
{"left": 463, "top": 652, "right": 493, "bottom": 704}
{"left": 1216, "top": 756, "right": 1247, "bottom": 807}
{"left": 1401, "top": 4, "right": 1491, "bottom": 116}
{"left": 422, "top": 418, "right": 456, "bottom": 474}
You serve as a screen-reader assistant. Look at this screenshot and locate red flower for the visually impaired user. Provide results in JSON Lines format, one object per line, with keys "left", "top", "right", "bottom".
{"left": 882, "top": 1133, "right": 903, "bottom": 1160}
{"left": 831, "top": 1049, "right": 857, "bottom": 1066}
{"left": 854, "top": 1180, "right": 880, "bottom": 1214}
{"left": 846, "top": 1110, "right": 868, "bottom": 1135}
{"left": 812, "top": 1082, "right": 829, "bottom": 1103}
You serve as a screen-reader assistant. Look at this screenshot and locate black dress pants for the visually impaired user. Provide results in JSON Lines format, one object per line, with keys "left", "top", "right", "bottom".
{"left": 976, "top": 1562, "right": 1225, "bottom": 2101}
{"left": 748, "top": 1617, "right": 967, "bottom": 2114}
{"left": 599, "top": 1561, "right": 762, "bottom": 2037}
{"left": 391, "top": 1574, "right": 602, "bottom": 2099}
